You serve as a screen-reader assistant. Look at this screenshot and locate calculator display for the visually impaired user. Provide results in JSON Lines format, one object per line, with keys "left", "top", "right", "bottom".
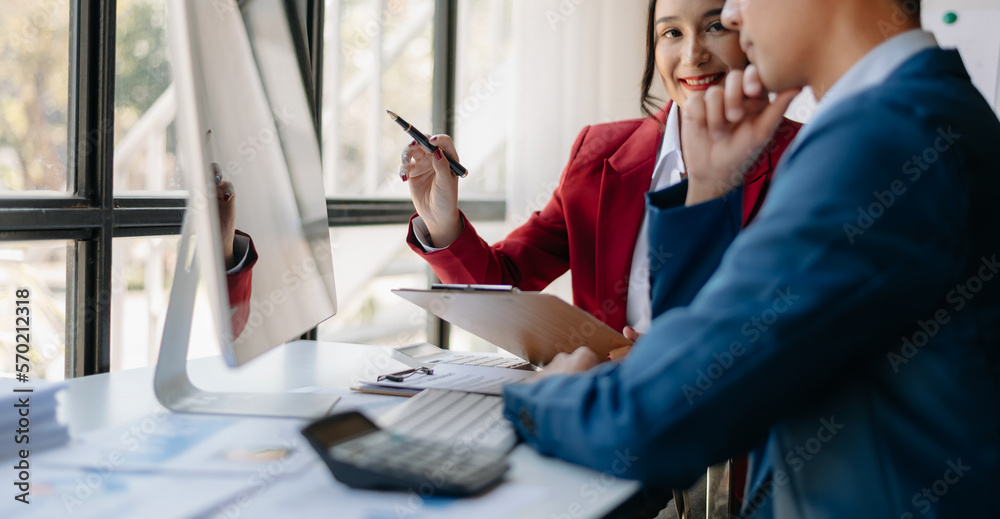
{"left": 306, "top": 412, "right": 379, "bottom": 446}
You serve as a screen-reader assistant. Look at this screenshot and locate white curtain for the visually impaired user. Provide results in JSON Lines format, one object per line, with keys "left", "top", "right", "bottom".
{"left": 505, "top": 0, "right": 651, "bottom": 223}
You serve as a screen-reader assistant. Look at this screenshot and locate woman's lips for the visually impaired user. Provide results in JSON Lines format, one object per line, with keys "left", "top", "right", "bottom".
{"left": 679, "top": 72, "right": 726, "bottom": 91}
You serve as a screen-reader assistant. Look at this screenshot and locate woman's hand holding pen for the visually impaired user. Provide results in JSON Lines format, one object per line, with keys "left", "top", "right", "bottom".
{"left": 213, "top": 163, "right": 238, "bottom": 270}
{"left": 401, "top": 135, "right": 464, "bottom": 248}
{"left": 681, "top": 65, "right": 800, "bottom": 206}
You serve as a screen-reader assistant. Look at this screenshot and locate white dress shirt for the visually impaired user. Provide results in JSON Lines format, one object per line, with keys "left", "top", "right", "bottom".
{"left": 626, "top": 102, "right": 686, "bottom": 333}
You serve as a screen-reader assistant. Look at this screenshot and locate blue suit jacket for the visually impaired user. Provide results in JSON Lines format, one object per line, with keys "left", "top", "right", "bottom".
{"left": 504, "top": 48, "right": 1000, "bottom": 518}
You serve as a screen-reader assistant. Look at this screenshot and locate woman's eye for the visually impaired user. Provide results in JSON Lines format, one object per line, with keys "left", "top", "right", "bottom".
{"left": 708, "top": 22, "right": 726, "bottom": 32}
{"left": 661, "top": 29, "right": 682, "bottom": 38}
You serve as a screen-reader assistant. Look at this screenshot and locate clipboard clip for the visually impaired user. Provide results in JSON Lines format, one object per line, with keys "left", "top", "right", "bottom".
{"left": 377, "top": 366, "right": 434, "bottom": 383}
{"left": 430, "top": 284, "right": 520, "bottom": 292}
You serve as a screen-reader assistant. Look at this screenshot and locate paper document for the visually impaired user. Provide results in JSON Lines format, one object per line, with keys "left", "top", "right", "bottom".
{"left": 42, "top": 414, "right": 313, "bottom": 475}
{"left": 0, "top": 466, "right": 249, "bottom": 519}
{"left": 361, "top": 364, "right": 534, "bottom": 396}
{"left": 211, "top": 463, "right": 546, "bottom": 519}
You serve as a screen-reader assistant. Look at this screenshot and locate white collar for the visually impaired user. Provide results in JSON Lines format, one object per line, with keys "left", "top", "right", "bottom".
{"left": 654, "top": 102, "right": 685, "bottom": 176}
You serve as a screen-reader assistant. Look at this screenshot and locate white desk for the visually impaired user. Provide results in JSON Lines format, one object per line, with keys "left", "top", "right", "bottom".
{"left": 38, "top": 341, "right": 641, "bottom": 519}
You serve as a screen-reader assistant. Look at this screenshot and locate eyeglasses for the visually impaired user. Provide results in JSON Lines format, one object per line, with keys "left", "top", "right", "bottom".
{"left": 377, "top": 367, "right": 434, "bottom": 383}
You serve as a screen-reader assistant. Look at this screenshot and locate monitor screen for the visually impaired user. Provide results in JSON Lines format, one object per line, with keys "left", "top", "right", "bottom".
{"left": 168, "top": 0, "right": 337, "bottom": 367}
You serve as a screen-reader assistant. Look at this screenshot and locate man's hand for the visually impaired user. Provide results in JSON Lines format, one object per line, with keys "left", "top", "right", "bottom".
{"left": 534, "top": 347, "right": 602, "bottom": 381}
{"left": 607, "top": 326, "right": 641, "bottom": 361}
{"left": 682, "top": 65, "right": 800, "bottom": 206}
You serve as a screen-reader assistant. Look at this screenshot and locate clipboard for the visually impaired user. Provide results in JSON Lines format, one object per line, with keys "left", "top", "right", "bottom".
{"left": 392, "top": 287, "right": 633, "bottom": 366}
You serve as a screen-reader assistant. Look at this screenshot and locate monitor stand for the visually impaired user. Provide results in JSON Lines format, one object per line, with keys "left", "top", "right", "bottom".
{"left": 153, "top": 224, "right": 339, "bottom": 419}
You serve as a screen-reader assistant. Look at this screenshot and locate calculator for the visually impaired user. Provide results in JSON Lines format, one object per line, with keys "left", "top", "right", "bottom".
{"left": 301, "top": 411, "right": 510, "bottom": 496}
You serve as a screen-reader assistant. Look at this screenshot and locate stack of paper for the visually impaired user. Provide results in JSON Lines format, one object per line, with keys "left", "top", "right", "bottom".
{"left": 357, "top": 363, "right": 535, "bottom": 397}
{"left": 0, "top": 378, "right": 69, "bottom": 460}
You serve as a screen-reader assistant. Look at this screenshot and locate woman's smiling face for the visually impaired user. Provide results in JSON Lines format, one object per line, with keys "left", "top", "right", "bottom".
{"left": 653, "top": 0, "right": 748, "bottom": 109}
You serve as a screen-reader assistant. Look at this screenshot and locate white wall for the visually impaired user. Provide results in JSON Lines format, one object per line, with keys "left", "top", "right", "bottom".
{"left": 923, "top": 1, "right": 1000, "bottom": 113}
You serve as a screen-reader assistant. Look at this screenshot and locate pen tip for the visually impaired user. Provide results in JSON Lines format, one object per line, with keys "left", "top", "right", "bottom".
{"left": 386, "top": 110, "right": 398, "bottom": 120}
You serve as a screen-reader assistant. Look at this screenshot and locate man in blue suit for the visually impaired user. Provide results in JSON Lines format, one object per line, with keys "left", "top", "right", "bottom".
{"left": 503, "top": 0, "right": 1000, "bottom": 517}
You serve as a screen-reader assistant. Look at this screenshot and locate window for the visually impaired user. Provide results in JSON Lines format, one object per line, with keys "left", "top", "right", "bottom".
{"left": 0, "top": 1, "right": 71, "bottom": 193}
{"left": 0, "top": 0, "right": 504, "bottom": 379}
{"left": 0, "top": 242, "right": 67, "bottom": 381}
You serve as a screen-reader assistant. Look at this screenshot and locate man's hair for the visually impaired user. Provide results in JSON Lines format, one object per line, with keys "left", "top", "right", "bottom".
{"left": 896, "top": 0, "right": 921, "bottom": 18}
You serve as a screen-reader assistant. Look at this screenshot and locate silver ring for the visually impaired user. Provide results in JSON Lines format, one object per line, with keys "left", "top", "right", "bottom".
{"left": 401, "top": 149, "right": 409, "bottom": 165}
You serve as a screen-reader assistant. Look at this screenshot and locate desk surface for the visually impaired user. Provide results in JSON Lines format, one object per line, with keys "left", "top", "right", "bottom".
{"left": 47, "top": 340, "right": 641, "bottom": 519}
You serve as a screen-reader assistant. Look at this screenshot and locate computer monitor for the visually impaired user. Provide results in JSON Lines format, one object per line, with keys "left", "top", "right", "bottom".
{"left": 154, "top": 0, "right": 339, "bottom": 418}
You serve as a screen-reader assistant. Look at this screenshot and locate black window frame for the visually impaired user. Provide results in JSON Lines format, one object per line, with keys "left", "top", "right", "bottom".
{"left": 0, "top": 0, "right": 504, "bottom": 378}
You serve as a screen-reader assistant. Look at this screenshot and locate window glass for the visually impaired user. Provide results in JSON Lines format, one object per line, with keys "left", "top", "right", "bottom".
{"left": 0, "top": 242, "right": 67, "bottom": 381}
{"left": 318, "top": 225, "right": 428, "bottom": 346}
{"left": 114, "top": 0, "right": 181, "bottom": 194}
{"left": 323, "top": 0, "right": 435, "bottom": 198}
{"left": 110, "top": 236, "right": 225, "bottom": 371}
{"left": 452, "top": 0, "right": 512, "bottom": 198}
{"left": 0, "top": 1, "right": 70, "bottom": 194}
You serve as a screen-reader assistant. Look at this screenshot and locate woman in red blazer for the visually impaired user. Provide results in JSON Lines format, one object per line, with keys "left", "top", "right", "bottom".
{"left": 400, "top": 0, "right": 800, "bottom": 338}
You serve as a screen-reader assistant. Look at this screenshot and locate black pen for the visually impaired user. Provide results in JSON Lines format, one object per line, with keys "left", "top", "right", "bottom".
{"left": 386, "top": 110, "right": 468, "bottom": 178}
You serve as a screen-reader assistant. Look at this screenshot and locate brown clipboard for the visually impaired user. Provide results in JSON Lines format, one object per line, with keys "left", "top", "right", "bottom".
{"left": 392, "top": 287, "right": 632, "bottom": 366}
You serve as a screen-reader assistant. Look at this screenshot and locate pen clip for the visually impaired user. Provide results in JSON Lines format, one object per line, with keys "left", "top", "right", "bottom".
{"left": 377, "top": 366, "right": 434, "bottom": 383}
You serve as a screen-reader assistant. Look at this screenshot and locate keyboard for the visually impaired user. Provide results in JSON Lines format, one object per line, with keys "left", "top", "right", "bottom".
{"left": 378, "top": 389, "right": 518, "bottom": 452}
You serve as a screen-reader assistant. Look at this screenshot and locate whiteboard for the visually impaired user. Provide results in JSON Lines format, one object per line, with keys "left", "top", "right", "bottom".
{"left": 924, "top": 9, "right": 1000, "bottom": 109}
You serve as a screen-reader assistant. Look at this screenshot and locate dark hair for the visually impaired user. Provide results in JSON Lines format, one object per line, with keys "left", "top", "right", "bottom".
{"left": 640, "top": 0, "right": 663, "bottom": 119}
{"left": 899, "top": 0, "right": 921, "bottom": 18}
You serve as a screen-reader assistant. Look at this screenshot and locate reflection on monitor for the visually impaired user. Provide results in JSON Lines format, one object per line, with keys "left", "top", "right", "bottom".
{"left": 154, "top": 0, "right": 339, "bottom": 418}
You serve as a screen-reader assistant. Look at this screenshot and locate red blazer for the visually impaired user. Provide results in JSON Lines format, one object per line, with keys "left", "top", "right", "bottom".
{"left": 407, "top": 104, "right": 802, "bottom": 333}
{"left": 226, "top": 230, "right": 259, "bottom": 338}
